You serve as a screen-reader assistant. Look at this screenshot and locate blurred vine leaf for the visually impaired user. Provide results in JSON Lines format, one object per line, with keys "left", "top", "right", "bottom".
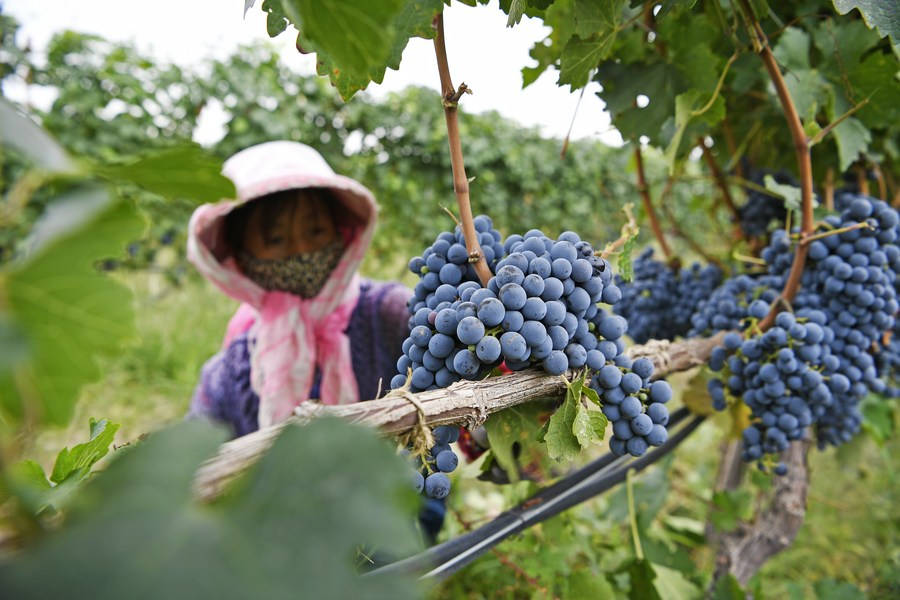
{"left": 94, "top": 144, "right": 236, "bottom": 203}
{"left": 484, "top": 402, "right": 549, "bottom": 483}
{"left": 0, "top": 98, "right": 73, "bottom": 172}
{"left": 0, "top": 418, "right": 421, "bottom": 599}
{"left": 0, "top": 186, "right": 142, "bottom": 425}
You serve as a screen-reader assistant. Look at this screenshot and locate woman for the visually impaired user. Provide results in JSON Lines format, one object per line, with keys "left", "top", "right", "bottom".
{"left": 187, "top": 141, "right": 411, "bottom": 437}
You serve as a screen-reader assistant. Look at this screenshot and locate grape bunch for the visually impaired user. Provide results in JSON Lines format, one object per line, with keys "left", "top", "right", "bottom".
{"left": 392, "top": 220, "right": 628, "bottom": 391}
{"left": 615, "top": 248, "right": 723, "bottom": 342}
{"left": 592, "top": 355, "right": 673, "bottom": 457}
{"left": 708, "top": 312, "right": 838, "bottom": 473}
{"left": 704, "top": 193, "right": 900, "bottom": 471}
{"left": 408, "top": 425, "right": 460, "bottom": 501}
{"left": 393, "top": 215, "right": 676, "bottom": 459}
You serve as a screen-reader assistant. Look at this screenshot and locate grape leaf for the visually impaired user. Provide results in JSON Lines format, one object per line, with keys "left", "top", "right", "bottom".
{"left": 261, "top": 0, "right": 289, "bottom": 38}
{"left": 813, "top": 578, "right": 867, "bottom": 600}
{"left": 773, "top": 27, "right": 811, "bottom": 72}
{"left": 572, "top": 0, "right": 625, "bottom": 38}
{"left": 1, "top": 188, "right": 142, "bottom": 425}
{"left": 559, "top": 33, "right": 617, "bottom": 89}
{"left": 663, "top": 90, "right": 725, "bottom": 171}
{"left": 280, "top": 0, "right": 405, "bottom": 81}
{"left": 832, "top": 0, "right": 900, "bottom": 44}
{"left": 831, "top": 116, "right": 872, "bottom": 171}
{"left": 307, "top": 0, "right": 442, "bottom": 100}
{"left": 860, "top": 396, "right": 893, "bottom": 445}
{"left": 617, "top": 228, "right": 639, "bottom": 282}
{"left": 651, "top": 562, "right": 701, "bottom": 599}
{"left": 0, "top": 418, "right": 420, "bottom": 599}
{"left": 571, "top": 401, "right": 599, "bottom": 447}
{"left": 94, "top": 144, "right": 235, "bottom": 204}
{"left": 782, "top": 69, "right": 830, "bottom": 121}
{"left": 50, "top": 418, "right": 120, "bottom": 484}
{"left": 0, "top": 97, "right": 74, "bottom": 172}
{"left": 711, "top": 574, "right": 746, "bottom": 600}
{"left": 544, "top": 384, "right": 581, "bottom": 462}
{"left": 484, "top": 403, "right": 548, "bottom": 482}
{"left": 763, "top": 174, "right": 803, "bottom": 213}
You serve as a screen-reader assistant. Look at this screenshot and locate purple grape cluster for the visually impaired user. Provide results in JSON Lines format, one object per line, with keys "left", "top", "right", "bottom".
{"left": 705, "top": 193, "right": 900, "bottom": 472}
{"left": 593, "top": 355, "right": 673, "bottom": 456}
{"left": 615, "top": 248, "right": 723, "bottom": 342}
{"left": 392, "top": 221, "right": 631, "bottom": 391}
{"left": 408, "top": 425, "right": 460, "bottom": 500}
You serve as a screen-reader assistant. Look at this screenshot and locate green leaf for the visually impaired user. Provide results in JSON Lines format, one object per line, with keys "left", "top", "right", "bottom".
{"left": 261, "top": 0, "right": 289, "bottom": 37}
{"left": 832, "top": 115, "right": 872, "bottom": 171}
{"left": 311, "top": 0, "right": 442, "bottom": 100}
{"left": 860, "top": 395, "right": 894, "bottom": 444}
{"left": 663, "top": 90, "right": 725, "bottom": 172}
{"left": 8, "top": 460, "right": 51, "bottom": 491}
{"left": 763, "top": 174, "right": 802, "bottom": 213}
{"left": 626, "top": 558, "right": 662, "bottom": 599}
{"left": 544, "top": 386, "right": 581, "bottom": 462}
{"left": 617, "top": 221, "right": 640, "bottom": 281}
{"left": 773, "top": 27, "right": 810, "bottom": 71}
{"left": 582, "top": 384, "right": 601, "bottom": 407}
{"left": 782, "top": 69, "right": 830, "bottom": 121}
{"left": 711, "top": 573, "right": 746, "bottom": 600}
{"left": 0, "top": 418, "right": 419, "bottom": 599}
{"left": 559, "top": 33, "right": 616, "bottom": 90}
{"left": 710, "top": 489, "right": 753, "bottom": 532}
{"left": 572, "top": 401, "right": 600, "bottom": 447}
{"left": 2, "top": 189, "right": 142, "bottom": 425}
{"left": 573, "top": 0, "right": 625, "bottom": 38}
{"left": 0, "top": 97, "right": 74, "bottom": 172}
{"left": 94, "top": 145, "right": 235, "bottom": 204}
{"left": 813, "top": 578, "right": 866, "bottom": 600}
{"left": 651, "top": 562, "right": 701, "bottom": 599}
{"left": 50, "top": 418, "right": 120, "bottom": 484}
{"left": 484, "top": 403, "right": 548, "bottom": 483}
{"left": 507, "top": 0, "right": 526, "bottom": 27}
{"left": 280, "top": 0, "right": 405, "bottom": 81}
{"left": 832, "top": 1, "right": 900, "bottom": 43}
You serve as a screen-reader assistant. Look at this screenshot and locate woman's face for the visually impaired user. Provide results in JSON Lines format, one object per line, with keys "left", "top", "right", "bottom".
{"left": 242, "top": 190, "right": 338, "bottom": 259}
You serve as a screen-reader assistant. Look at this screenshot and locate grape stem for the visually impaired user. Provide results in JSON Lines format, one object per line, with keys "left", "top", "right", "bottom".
{"left": 432, "top": 13, "right": 492, "bottom": 286}
{"left": 738, "top": 0, "right": 815, "bottom": 332}
{"left": 598, "top": 202, "right": 639, "bottom": 259}
{"left": 633, "top": 144, "right": 672, "bottom": 260}
{"left": 801, "top": 221, "right": 872, "bottom": 244}
{"left": 698, "top": 138, "right": 741, "bottom": 228}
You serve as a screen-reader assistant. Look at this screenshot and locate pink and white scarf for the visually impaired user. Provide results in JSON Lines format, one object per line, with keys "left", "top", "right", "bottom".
{"left": 187, "top": 141, "right": 378, "bottom": 428}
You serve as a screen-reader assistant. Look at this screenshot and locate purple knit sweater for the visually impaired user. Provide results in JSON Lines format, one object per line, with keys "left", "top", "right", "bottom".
{"left": 189, "top": 279, "right": 411, "bottom": 437}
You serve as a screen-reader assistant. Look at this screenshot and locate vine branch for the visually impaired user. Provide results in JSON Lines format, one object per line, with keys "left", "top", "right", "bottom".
{"left": 192, "top": 332, "right": 728, "bottom": 502}
{"left": 433, "top": 13, "right": 492, "bottom": 286}
{"left": 634, "top": 144, "right": 672, "bottom": 259}
{"left": 740, "top": 0, "right": 815, "bottom": 331}
{"left": 699, "top": 138, "right": 741, "bottom": 226}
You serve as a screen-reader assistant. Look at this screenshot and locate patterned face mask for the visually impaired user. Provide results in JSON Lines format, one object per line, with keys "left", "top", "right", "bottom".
{"left": 236, "top": 239, "right": 344, "bottom": 298}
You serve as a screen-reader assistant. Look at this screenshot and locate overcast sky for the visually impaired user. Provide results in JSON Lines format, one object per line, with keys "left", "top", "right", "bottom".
{"left": 4, "top": 0, "right": 622, "bottom": 147}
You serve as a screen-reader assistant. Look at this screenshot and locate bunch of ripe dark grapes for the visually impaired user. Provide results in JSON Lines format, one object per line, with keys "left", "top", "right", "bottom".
{"left": 407, "top": 425, "right": 460, "bottom": 500}
{"left": 393, "top": 215, "right": 673, "bottom": 461}
{"left": 614, "top": 248, "right": 723, "bottom": 343}
{"left": 701, "top": 193, "right": 899, "bottom": 473}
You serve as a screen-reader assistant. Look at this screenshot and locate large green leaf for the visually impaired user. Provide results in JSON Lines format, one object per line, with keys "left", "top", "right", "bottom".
{"left": 0, "top": 418, "right": 421, "bottom": 599}
{"left": 279, "top": 0, "right": 422, "bottom": 99}
{"left": 0, "top": 97, "right": 73, "bottom": 172}
{"left": 832, "top": 1, "right": 900, "bottom": 43}
{"left": 312, "top": 0, "right": 443, "bottom": 100}
{"left": 2, "top": 187, "right": 142, "bottom": 424}
{"left": 94, "top": 145, "right": 235, "bottom": 204}
{"left": 559, "top": 33, "right": 617, "bottom": 89}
